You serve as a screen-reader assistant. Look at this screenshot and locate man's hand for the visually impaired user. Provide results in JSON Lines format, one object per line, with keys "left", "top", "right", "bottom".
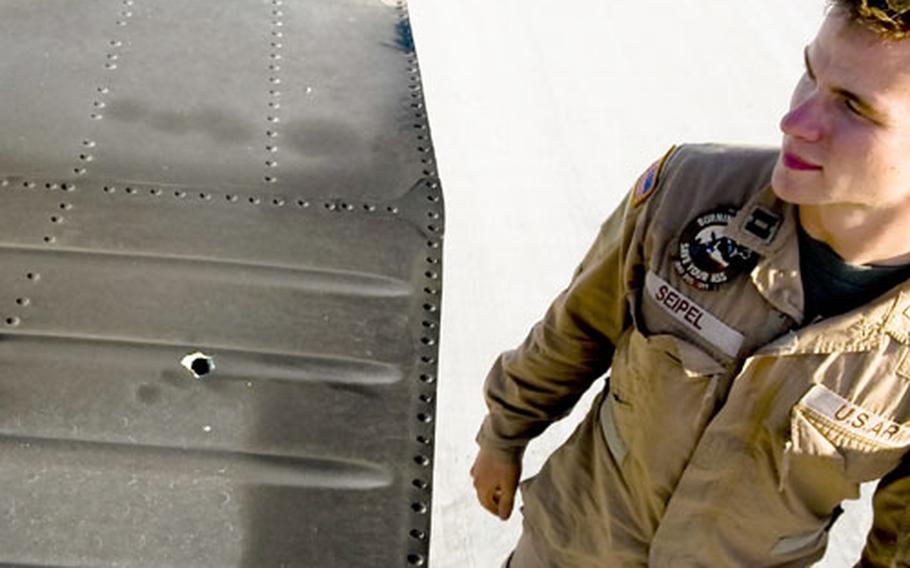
{"left": 470, "top": 446, "right": 522, "bottom": 520}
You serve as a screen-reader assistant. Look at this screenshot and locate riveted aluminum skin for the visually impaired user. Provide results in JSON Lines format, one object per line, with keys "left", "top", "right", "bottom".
{"left": 0, "top": 1, "right": 442, "bottom": 566}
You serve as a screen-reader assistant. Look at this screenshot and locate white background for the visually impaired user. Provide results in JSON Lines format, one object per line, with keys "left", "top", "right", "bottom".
{"left": 407, "top": 1, "right": 873, "bottom": 566}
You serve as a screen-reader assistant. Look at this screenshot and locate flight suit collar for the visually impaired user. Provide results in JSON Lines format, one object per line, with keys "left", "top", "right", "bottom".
{"left": 732, "top": 186, "right": 910, "bottom": 355}
{"left": 723, "top": 186, "right": 804, "bottom": 323}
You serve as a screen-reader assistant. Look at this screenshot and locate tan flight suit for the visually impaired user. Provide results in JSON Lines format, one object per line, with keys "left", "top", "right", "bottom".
{"left": 478, "top": 144, "right": 910, "bottom": 567}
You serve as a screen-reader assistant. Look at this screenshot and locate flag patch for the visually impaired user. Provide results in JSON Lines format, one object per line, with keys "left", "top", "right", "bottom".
{"left": 632, "top": 146, "right": 675, "bottom": 207}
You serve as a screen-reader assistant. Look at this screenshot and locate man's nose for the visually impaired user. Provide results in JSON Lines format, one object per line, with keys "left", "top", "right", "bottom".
{"left": 780, "top": 95, "right": 823, "bottom": 143}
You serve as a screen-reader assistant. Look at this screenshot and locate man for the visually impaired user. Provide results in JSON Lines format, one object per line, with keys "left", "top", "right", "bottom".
{"left": 471, "top": 1, "right": 910, "bottom": 566}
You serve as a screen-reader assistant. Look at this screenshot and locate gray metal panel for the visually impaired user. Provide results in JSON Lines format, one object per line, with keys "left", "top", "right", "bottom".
{"left": 0, "top": 0, "right": 440, "bottom": 566}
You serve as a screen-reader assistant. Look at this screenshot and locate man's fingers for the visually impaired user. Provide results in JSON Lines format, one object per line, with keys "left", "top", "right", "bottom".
{"left": 497, "top": 487, "right": 515, "bottom": 520}
{"left": 480, "top": 486, "right": 500, "bottom": 516}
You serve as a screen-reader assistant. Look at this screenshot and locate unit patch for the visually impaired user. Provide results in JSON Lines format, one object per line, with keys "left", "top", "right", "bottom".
{"left": 799, "top": 384, "right": 910, "bottom": 448}
{"left": 645, "top": 271, "right": 744, "bottom": 357}
{"left": 674, "top": 206, "right": 758, "bottom": 291}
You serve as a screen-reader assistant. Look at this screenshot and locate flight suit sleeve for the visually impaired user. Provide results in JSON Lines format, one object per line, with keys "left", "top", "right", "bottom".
{"left": 475, "top": 148, "right": 675, "bottom": 463}
{"left": 857, "top": 455, "right": 910, "bottom": 567}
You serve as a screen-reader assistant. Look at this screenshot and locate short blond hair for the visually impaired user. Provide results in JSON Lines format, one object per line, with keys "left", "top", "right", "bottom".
{"left": 830, "top": 0, "right": 910, "bottom": 39}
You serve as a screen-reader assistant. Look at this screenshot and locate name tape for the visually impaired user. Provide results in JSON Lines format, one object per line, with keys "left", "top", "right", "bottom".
{"left": 800, "top": 384, "right": 910, "bottom": 448}
{"left": 645, "top": 271, "right": 744, "bottom": 358}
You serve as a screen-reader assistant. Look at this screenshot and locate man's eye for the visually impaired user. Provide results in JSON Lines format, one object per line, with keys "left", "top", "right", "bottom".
{"left": 843, "top": 98, "right": 863, "bottom": 116}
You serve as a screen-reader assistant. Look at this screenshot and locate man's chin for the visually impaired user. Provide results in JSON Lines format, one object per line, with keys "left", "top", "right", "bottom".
{"left": 770, "top": 165, "right": 819, "bottom": 205}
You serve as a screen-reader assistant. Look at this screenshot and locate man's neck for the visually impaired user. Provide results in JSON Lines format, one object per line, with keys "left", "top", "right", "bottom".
{"left": 799, "top": 202, "right": 910, "bottom": 266}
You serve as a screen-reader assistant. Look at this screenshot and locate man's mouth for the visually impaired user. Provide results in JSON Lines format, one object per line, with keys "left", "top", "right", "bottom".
{"left": 782, "top": 151, "right": 822, "bottom": 171}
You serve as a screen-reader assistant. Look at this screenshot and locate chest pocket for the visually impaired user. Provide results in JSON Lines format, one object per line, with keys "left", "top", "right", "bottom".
{"left": 603, "top": 326, "right": 728, "bottom": 470}
{"left": 788, "top": 384, "right": 910, "bottom": 485}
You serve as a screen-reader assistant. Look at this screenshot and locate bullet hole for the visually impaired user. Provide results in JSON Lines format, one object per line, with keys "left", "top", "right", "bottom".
{"left": 181, "top": 351, "right": 215, "bottom": 378}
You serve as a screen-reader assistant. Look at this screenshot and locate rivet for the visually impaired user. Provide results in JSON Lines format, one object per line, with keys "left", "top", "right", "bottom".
{"left": 268, "top": 101, "right": 280, "bottom": 109}
{"left": 15, "top": 298, "right": 30, "bottom": 307}
{"left": 270, "top": 53, "right": 282, "bottom": 60}
{"left": 105, "top": 63, "right": 117, "bottom": 70}
{"left": 272, "top": 197, "right": 285, "bottom": 206}
{"left": 125, "top": 187, "right": 136, "bottom": 194}
{"left": 43, "top": 235, "right": 56, "bottom": 244}
{"left": 5, "top": 317, "right": 20, "bottom": 327}
{"left": 91, "top": 113, "right": 103, "bottom": 120}
{"left": 150, "top": 188, "right": 162, "bottom": 196}
{"left": 82, "top": 140, "right": 96, "bottom": 148}
{"left": 59, "top": 203, "right": 72, "bottom": 210}
{"left": 249, "top": 196, "right": 261, "bottom": 204}
{"left": 269, "top": 64, "right": 281, "bottom": 72}
{"left": 73, "top": 168, "right": 86, "bottom": 175}
{"left": 106, "top": 54, "right": 119, "bottom": 61}
{"left": 264, "top": 176, "right": 277, "bottom": 184}
{"left": 269, "top": 77, "right": 281, "bottom": 84}
{"left": 110, "top": 40, "right": 123, "bottom": 47}
{"left": 411, "top": 502, "right": 428, "bottom": 514}
{"left": 174, "top": 190, "right": 186, "bottom": 198}
{"left": 226, "top": 194, "right": 238, "bottom": 202}
{"left": 97, "top": 86, "right": 110, "bottom": 94}
{"left": 296, "top": 199, "right": 310, "bottom": 208}
{"left": 79, "top": 153, "right": 94, "bottom": 162}
{"left": 267, "top": 116, "right": 280, "bottom": 123}
{"left": 26, "top": 272, "right": 40, "bottom": 281}
{"left": 266, "top": 130, "right": 278, "bottom": 138}
{"left": 50, "top": 216, "right": 63, "bottom": 224}
{"left": 265, "top": 160, "right": 277, "bottom": 167}
{"left": 104, "top": 186, "right": 116, "bottom": 193}
{"left": 409, "top": 529, "right": 427, "bottom": 541}
{"left": 23, "top": 181, "right": 36, "bottom": 189}
{"left": 387, "top": 206, "right": 399, "bottom": 214}
{"left": 266, "top": 145, "right": 278, "bottom": 152}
